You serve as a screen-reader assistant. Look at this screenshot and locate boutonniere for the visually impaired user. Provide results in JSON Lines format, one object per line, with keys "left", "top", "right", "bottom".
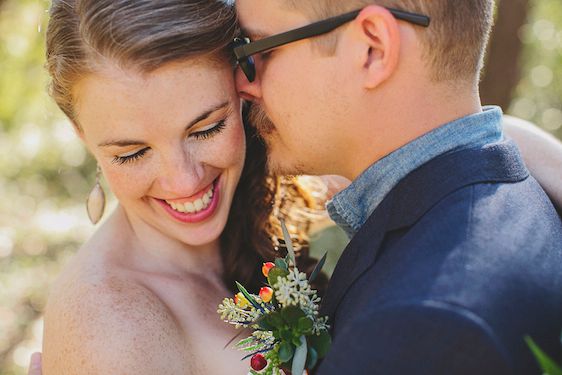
{"left": 218, "top": 221, "right": 331, "bottom": 375}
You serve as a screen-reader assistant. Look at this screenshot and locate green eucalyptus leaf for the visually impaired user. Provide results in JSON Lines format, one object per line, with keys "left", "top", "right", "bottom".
{"left": 258, "top": 315, "right": 275, "bottom": 331}
{"left": 309, "top": 252, "right": 328, "bottom": 283}
{"left": 525, "top": 336, "right": 562, "bottom": 375}
{"left": 268, "top": 267, "right": 289, "bottom": 287}
{"left": 268, "top": 312, "right": 285, "bottom": 328}
{"left": 280, "top": 220, "right": 296, "bottom": 265}
{"left": 306, "top": 346, "right": 318, "bottom": 369}
{"left": 292, "top": 335, "right": 307, "bottom": 375}
{"left": 297, "top": 317, "right": 314, "bottom": 333}
{"left": 282, "top": 306, "right": 306, "bottom": 325}
{"left": 281, "top": 328, "right": 293, "bottom": 341}
{"left": 279, "top": 342, "right": 294, "bottom": 363}
{"left": 275, "top": 258, "right": 288, "bottom": 271}
{"left": 309, "top": 331, "right": 332, "bottom": 358}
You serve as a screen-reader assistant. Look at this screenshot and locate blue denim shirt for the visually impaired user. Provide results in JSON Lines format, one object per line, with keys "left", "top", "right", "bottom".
{"left": 326, "top": 106, "right": 504, "bottom": 237}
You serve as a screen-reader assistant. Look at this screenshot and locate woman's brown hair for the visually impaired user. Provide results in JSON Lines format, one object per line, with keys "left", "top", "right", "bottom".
{"left": 46, "top": 0, "right": 322, "bottom": 293}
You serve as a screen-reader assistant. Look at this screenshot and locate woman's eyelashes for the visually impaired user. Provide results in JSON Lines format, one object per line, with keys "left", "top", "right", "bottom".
{"left": 190, "top": 119, "right": 226, "bottom": 140}
{"left": 112, "top": 147, "right": 149, "bottom": 165}
{"left": 111, "top": 119, "right": 227, "bottom": 165}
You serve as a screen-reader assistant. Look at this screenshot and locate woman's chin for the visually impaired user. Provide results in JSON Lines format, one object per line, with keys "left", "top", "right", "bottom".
{"left": 159, "top": 208, "right": 228, "bottom": 247}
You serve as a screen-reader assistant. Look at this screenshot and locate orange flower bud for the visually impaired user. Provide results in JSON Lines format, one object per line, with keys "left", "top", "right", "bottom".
{"left": 259, "top": 287, "right": 273, "bottom": 303}
{"left": 262, "top": 262, "right": 275, "bottom": 277}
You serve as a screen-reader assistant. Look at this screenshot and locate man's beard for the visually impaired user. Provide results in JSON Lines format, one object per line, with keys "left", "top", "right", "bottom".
{"left": 246, "top": 103, "right": 306, "bottom": 176}
{"left": 247, "top": 103, "right": 276, "bottom": 137}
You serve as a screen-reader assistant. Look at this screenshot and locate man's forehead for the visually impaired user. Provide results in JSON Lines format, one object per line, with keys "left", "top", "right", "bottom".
{"left": 242, "top": 29, "right": 270, "bottom": 41}
{"left": 235, "top": 0, "right": 277, "bottom": 31}
{"left": 236, "top": 0, "right": 308, "bottom": 39}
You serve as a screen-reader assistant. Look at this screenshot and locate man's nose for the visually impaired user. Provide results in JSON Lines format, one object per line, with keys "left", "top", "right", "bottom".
{"left": 235, "top": 66, "right": 262, "bottom": 102}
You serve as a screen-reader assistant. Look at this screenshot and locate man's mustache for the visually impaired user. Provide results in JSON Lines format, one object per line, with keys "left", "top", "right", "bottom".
{"left": 247, "top": 103, "right": 275, "bottom": 136}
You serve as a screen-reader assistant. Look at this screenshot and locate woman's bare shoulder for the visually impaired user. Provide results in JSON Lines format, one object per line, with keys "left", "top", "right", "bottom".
{"left": 42, "top": 244, "right": 189, "bottom": 375}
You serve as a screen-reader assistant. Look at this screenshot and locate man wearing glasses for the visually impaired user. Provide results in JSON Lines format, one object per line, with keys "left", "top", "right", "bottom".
{"left": 235, "top": 1, "right": 562, "bottom": 374}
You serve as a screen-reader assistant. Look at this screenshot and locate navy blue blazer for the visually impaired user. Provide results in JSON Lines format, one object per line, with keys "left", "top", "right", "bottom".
{"left": 317, "top": 141, "right": 562, "bottom": 375}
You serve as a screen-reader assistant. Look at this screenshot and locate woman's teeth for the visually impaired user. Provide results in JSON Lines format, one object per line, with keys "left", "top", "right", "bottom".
{"left": 165, "top": 185, "right": 214, "bottom": 214}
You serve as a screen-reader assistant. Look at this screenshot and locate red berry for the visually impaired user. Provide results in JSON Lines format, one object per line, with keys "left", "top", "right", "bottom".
{"left": 250, "top": 353, "right": 267, "bottom": 371}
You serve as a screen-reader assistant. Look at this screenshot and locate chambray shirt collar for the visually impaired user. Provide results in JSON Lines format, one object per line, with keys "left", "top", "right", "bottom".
{"left": 327, "top": 106, "right": 504, "bottom": 238}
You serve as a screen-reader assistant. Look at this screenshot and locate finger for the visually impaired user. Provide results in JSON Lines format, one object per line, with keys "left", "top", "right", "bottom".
{"left": 28, "top": 352, "right": 42, "bottom": 375}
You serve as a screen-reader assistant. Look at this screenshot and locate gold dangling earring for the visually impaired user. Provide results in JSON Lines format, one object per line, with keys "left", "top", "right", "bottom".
{"left": 86, "top": 164, "right": 106, "bottom": 225}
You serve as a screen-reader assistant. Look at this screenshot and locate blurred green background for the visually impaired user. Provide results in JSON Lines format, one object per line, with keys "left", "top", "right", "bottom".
{"left": 1, "top": 0, "right": 561, "bottom": 373}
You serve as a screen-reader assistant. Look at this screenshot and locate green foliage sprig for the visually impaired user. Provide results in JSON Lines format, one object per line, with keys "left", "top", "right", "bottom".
{"left": 526, "top": 336, "right": 562, "bottom": 375}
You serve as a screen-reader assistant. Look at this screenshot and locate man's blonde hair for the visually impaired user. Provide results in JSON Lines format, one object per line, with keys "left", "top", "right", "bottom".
{"left": 282, "top": 0, "right": 495, "bottom": 82}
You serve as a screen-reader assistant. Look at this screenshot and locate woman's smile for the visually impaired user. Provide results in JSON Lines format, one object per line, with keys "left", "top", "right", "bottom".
{"left": 155, "top": 175, "right": 222, "bottom": 223}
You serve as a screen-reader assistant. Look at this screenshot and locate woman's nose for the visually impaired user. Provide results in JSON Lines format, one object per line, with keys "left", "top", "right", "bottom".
{"left": 157, "top": 152, "right": 205, "bottom": 196}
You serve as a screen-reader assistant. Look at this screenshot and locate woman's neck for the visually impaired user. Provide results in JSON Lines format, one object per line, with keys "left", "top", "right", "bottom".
{"left": 111, "top": 206, "right": 224, "bottom": 282}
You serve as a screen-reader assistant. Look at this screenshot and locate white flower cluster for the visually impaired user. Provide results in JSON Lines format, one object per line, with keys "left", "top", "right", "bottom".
{"left": 217, "top": 297, "right": 262, "bottom": 329}
{"left": 273, "top": 267, "right": 321, "bottom": 318}
{"left": 312, "top": 316, "right": 330, "bottom": 335}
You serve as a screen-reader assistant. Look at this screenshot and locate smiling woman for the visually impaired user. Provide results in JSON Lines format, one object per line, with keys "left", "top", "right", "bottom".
{"left": 73, "top": 60, "right": 246, "bottom": 246}
{"left": 39, "top": 0, "right": 318, "bottom": 374}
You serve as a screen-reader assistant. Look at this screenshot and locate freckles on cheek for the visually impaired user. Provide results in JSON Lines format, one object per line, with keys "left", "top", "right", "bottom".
{"left": 212, "top": 123, "right": 246, "bottom": 167}
{"left": 103, "top": 167, "right": 152, "bottom": 200}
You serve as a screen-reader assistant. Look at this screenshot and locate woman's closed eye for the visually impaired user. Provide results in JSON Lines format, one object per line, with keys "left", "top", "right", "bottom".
{"left": 110, "top": 119, "right": 227, "bottom": 165}
{"left": 112, "top": 148, "right": 149, "bottom": 165}
{"left": 190, "top": 119, "right": 226, "bottom": 140}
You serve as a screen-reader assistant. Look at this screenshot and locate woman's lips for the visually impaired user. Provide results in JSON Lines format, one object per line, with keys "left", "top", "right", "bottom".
{"left": 165, "top": 183, "right": 214, "bottom": 213}
{"left": 156, "top": 177, "right": 221, "bottom": 223}
{"left": 165, "top": 180, "right": 214, "bottom": 206}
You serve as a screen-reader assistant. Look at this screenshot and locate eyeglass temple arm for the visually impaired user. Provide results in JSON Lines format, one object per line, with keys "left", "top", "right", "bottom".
{"left": 234, "top": 8, "right": 429, "bottom": 60}
{"left": 388, "top": 8, "right": 431, "bottom": 27}
{"left": 234, "top": 10, "right": 361, "bottom": 59}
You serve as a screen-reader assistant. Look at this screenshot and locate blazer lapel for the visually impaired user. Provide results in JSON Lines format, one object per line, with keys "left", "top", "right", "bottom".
{"left": 319, "top": 193, "right": 395, "bottom": 323}
{"left": 319, "top": 141, "right": 530, "bottom": 326}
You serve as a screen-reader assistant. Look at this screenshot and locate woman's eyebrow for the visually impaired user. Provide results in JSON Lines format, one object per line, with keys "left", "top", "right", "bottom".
{"left": 98, "top": 101, "right": 230, "bottom": 148}
{"left": 186, "top": 100, "right": 230, "bottom": 130}
{"left": 98, "top": 139, "right": 145, "bottom": 148}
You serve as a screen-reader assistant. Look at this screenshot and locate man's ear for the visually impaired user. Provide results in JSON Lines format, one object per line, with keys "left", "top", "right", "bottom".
{"left": 351, "top": 5, "right": 401, "bottom": 89}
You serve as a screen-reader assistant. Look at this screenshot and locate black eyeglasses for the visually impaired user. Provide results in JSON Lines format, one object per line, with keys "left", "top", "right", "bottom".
{"left": 233, "top": 7, "right": 430, "bottom": 82}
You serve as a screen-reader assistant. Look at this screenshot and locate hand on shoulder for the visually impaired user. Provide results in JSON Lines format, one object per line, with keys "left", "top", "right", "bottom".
{"left": 503, "top": 115, "right": 562, "bottom": 210}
